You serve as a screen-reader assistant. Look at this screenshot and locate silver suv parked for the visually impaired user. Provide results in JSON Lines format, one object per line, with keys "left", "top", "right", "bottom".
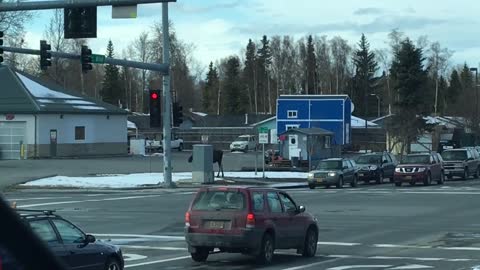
{"left": 441, "top": 148, "right": 480, "bottom": 180}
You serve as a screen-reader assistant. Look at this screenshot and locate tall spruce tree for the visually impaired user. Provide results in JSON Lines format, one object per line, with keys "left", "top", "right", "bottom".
{"left": 387, "top": 39, "right": 428, "bottom": 154}
{"left": 257, "top": 35, "right": 272, "bottom": 113}
{"left": 352, "top": 34, "right": 378, "bottom": 117}
{"left": 203, "top": 62, "right": 219, "bottom": 114}
{"left": 244, "top": 39, "right": 256, "bottom": 112}
{"left": 306, "top": 35, "right": 316, "bottom": 94}
{"left": 447, "top": 70, "right": 462, "bottom": 113}
{"left": 223, "top": 56, "right": 245, "bottom": 114}
{"left": 101, "top": 40, "right": 122, "bottom": 105}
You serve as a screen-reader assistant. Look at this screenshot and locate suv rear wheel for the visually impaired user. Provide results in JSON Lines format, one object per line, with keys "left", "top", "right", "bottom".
{"left": 376, "top": 171, "right": 384, "bottom": 184}
{"left": 463, "top": 168, "right": 469, "bottom": 180}
{"left": 350, "top": 175, "right": 358, "bottom": 188}
{"left": 424, "top": 173, "right": 432, "bottom": 186}
{"left": 191, "top": 247, "right": 209, "bottom": 262}
{"left": 336, "top": 176, "right": 343, "bottom": 189}
{"left": 257, "top": 233, "right": 274, "bottom": 264}
{"left": 438, "top": 172, "right": 445, "bottom": 185}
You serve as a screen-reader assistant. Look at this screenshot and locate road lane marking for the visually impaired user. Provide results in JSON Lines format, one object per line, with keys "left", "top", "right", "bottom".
{"left": 279, "top": 258, "right": 343, "bottom": 270}
{"left": 123, "top": 254, "right": 147, "bottom": 261}
{"left": 369, "top": 256, "right": 441, "bottom": 261}
{"left": 327, "top": 265, "right": 392, "bottom": 270}
{"left": 318, "top": 242, "right": 361, "bottom": 246}
{"left": 94, "top": 234, "right": 185, "bottom": 240}
{"left": 120, "top": 245, "right": 187, "bottom": 251}
{"left": 438, "top": 246, "right": 480, "bottom": 251}
{"left": 124, "top": 255, "right": 191, "bottom": 268}
{"left": 389, "top": 265, "right": 433, "bottom": 269}
{"left": 6, "top": 196, "right": 72, "bottom": 201}
{"left": 18, "top": 194, "right": 163, "bottom": 208}
{"left": 373, "top": 244, "right": 432, "bottom": 249}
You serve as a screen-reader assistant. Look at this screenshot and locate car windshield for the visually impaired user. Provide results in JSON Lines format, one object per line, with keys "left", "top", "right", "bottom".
{"left": 356, "top": 155, "right": 382, "bottom": 164}
{"left": 192, "top": 191, "right": 246, "bottom": 211}
{"left": 442, "top": 151, "right": 468, "bottom": 161}
{"left": 315, "top": 160, "right": 342, "bottom": 170}
{"left": 235, "top": 137, "right": 249, "bottom": 142}
{"left": 402, "top": 155, "right": 430, "bottom": 164}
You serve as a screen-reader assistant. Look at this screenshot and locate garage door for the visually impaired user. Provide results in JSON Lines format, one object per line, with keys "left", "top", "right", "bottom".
{"left": 0, "top": 122, "right": 26, "bottom": 160}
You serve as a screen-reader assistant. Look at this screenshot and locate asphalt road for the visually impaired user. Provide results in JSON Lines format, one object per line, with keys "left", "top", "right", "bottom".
{"left": 0, "top": 151, "right": 262, "bottom": 190}
{"left": 4, "top": 180, "right": 480, "bottom": 270}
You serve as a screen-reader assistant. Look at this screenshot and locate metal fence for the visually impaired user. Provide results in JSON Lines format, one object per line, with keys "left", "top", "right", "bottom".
{"left": 175, "top": 128, "right": 256, "bottom": 150}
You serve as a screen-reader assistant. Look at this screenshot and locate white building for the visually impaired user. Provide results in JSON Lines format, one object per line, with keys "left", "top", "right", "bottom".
{"left": 0, "top": 65, "right": 128, "bottom": 159}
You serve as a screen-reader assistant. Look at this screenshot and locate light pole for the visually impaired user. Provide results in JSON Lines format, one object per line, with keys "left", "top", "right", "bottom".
{"left": 470, "top": 67, "right": 478, "bottom": 143}
{"left": 370, "top": 94, "right": 381, "bottom": 118}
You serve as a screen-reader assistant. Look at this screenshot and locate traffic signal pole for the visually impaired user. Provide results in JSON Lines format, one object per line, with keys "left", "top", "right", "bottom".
{"left": 0, "top": 46, "right": 169, "bottom": 74}
{"left": 162, "top": 2, "right": 173, "bottom": 188}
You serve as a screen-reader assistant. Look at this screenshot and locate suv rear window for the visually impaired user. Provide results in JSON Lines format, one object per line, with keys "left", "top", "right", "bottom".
{"left": 192, "top": 190, "right": 246, "bottom": 211}
{"left": 442, "top": 150, "right": 467, "bottom": 161}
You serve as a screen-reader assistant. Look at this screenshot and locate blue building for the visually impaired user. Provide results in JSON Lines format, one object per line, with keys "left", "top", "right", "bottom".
{"left": 276, "top": 95, "right": 352, "bottom": 145}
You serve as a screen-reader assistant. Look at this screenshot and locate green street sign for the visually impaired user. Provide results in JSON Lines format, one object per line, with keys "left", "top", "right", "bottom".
{"left": 259, "top": 127, "right": 269, "bottom": 134}
{"left": 91, "top": 54, "right": 106, "bottom": 64}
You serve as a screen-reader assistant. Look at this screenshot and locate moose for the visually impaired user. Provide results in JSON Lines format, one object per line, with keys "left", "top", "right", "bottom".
{"left": 188, "top": 149, "right": 225, "bottom": 178}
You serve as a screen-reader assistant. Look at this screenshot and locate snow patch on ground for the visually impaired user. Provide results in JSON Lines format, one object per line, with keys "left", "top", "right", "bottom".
{"left": 21, "top": 172, "right": 308, "bottom": 188}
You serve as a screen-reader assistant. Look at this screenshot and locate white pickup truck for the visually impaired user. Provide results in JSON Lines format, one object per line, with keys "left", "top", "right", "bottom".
{"left": 145, "top": 137, "right": 184, "bottom": 152}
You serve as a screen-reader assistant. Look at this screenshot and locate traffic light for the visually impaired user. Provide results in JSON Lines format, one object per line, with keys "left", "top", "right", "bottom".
{"left": 0, "top": 31, "right": 3, "bottom": 64}
{"left": 149, "top": 90, "right": 161, "bottom": 128}
{"left": 173, "top": 102, "right": 184, "bottom": 127}
{"left": 40, "top": 40, "right": 52, "bottom": 70}
{"left": 81, "top": 45, "right": 93, "bottom": 73}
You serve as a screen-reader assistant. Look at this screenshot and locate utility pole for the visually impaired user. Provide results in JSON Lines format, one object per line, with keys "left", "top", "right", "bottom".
{"left": 162, "top": 2, "right": 173, "bottom": 188}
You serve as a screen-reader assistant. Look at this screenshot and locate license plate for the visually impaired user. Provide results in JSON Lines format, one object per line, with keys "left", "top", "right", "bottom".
{"left": 405, "top": 176, "right": 412, "bottom": 180}
{"left": 208, "top": 221, "right": 225, "bottom": 229}
{"left": 359, "top": 173, "right": 364, "bottom": 177}
{"left": 316, "top": 178, "right": 323, "bottom": 183}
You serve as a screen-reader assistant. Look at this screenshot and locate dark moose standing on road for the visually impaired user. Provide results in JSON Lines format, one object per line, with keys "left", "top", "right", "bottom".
{"left": 188, "top": 149, "right": 225, "bottom": 177}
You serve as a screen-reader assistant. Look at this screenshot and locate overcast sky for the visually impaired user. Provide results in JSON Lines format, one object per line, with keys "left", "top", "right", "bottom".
{"left": 23, "top": 0, "right": 480, "bottom": 70}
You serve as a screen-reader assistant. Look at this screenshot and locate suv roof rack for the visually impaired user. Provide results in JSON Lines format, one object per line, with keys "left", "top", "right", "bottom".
{"left": 16, "top": 209, "right": 57, "bottom": 216}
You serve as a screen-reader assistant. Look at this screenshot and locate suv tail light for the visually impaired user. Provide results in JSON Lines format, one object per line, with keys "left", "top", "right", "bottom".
{"left": 185, "top": 211, "right": 191, "bottom": 227}
{"left": 246, "top": 213, "right": 255, "bottom": 229}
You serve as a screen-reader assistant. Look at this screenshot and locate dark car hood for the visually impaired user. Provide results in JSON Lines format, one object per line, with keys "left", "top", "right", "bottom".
{"left": 397, "top": 164, "right": 429, "bottom": 168}
{"left": 357, "top": 163, "right": 380, "bottom": 168}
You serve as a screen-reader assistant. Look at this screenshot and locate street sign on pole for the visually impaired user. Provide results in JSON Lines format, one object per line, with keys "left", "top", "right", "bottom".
{"left": 259, "top": 133, "right": 269, "bottom": 144}
{"left": 258, "top": 127, "right": 269, "bottom": 178}
{"left": 91, "top": 54, "right": 105, "bottom": 64}
{"left": 259, "top": 127, "right": 269, "bottom": 144}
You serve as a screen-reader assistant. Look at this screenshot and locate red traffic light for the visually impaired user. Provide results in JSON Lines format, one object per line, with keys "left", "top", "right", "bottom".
{"left": 151, "top": 92, "right": 159, "bottom": 100}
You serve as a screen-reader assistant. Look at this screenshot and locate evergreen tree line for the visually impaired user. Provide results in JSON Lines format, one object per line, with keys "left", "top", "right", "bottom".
{"left": 202, "top": 30, "right": 478, "bottom": 122}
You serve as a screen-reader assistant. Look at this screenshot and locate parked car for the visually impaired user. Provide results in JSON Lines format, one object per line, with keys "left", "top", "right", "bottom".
{"left": 307, "top": 158, "right": 358, "bottom": 189}
{"left": 355, "top": 152, "right": 397, "bottom": 184}
{"left": 441, "top": 148, "right": 480, "bottom": 180}
{"left": 184, "top": 187, "right": 318, "bottom": 264}
{"left": 145, "top": 136, "right": 184, "bottom": 152}
{"left": 394, "top": 152, "right": 445, "bottom": 186}
{"left": 230, "top": 135, "right": 257, "bottom": 152}
{"left": 3, "top": 209, "right": 124, "bottom": 270}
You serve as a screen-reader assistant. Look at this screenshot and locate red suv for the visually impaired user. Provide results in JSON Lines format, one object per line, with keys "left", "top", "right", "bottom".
{"left": 184, "top": 186, "right": 318, "bottom": 264}
{"left": 394, "top": 152, "right": 445, "bottom": 186}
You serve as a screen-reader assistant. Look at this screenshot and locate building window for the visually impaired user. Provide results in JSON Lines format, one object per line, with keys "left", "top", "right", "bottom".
{"left": 286, "top": 124, "right": 300, "bottom": 130}
{"left": 324, "top": 136, "right": 331, "bottom": 148}
{"left": 75, "top": 126, "right": 85, "bottom": 140}
{"left": 287, "top": 110, "right": 298, "bottom": 119}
